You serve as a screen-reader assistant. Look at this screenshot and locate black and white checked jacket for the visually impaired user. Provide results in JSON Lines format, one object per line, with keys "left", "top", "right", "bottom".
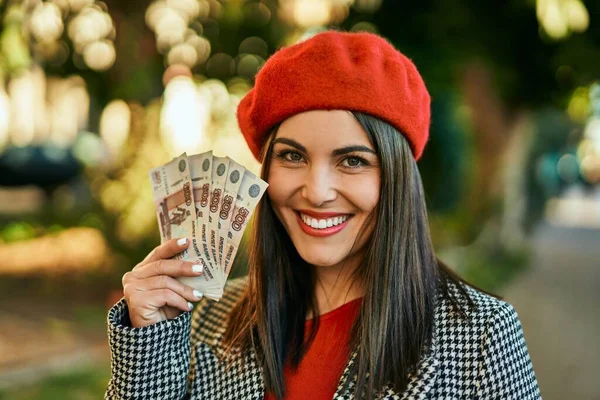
{"left": 105, "top": 278, "right": 541, "bottom": 399}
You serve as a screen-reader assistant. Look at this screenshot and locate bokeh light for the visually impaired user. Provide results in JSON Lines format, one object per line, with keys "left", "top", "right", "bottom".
{"left": 167, "top": 42, "right": 199, "bottom": 67}
{"left": 47, "top": 75, "right": 90, "bottom": 147}
{"left": 83, "top": 39, "right": 116, "bottom": 71}
{"left": 160, "top": 75, "right": 210, "bottom": 156}
{"left": 68, "top": 5, "right": 115, "bottom": 52}
{"left": 206, "top": 52, "right": 235, "bottom": 78}
{"left": 239, "top": 36, "right": 269, "bottom": 59}
{"left": 292, "top": 0, "right": 332, "bottom": 28}
{"left": 235, "top": 54, "right": 264, "bottom": 79}
{"left": 100, "top": 100, "right": 131, "bottom": 163}
{"left": 353, "top": 0, "right": 383, "bottom": 13}
{"left": 536, "top": 0, "right": 589, "bottom": 40}
{"left": 557, "top": 153, "right": 579, "bottom": 183}
{"left": 30, "top": 2, "right": 64, "bottom": 42}
{"left": 68, "top": 0, "right": 95, "bottom": 13}
{"left": 243, "top": 2, "right": 272, "bottom": 27}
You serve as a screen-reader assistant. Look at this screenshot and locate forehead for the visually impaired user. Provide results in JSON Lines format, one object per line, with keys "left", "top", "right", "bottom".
{"left": 275, "top": 110, "right": 372, "bottom": 148}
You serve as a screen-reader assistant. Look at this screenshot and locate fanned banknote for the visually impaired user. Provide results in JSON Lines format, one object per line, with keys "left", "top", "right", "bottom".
{"left": 207, "top": 156, "right": 230, "bottom": 274}
{"left": 188, "top": 151, "right": 220, "bottom": 288}
{"left": 217, "top": 159, "right": 246, "bottom": 281}
{"left": 149, "top": 154, "right": 196, "bottom": 259}
{"left": 222, "top": 170, "right": 268, "bottom": 278}
{"left": 149, "top": 151, "right": 267, "bottom": 301}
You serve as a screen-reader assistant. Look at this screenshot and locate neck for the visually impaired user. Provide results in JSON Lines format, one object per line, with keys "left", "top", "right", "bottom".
{"left": 309, "top": 257, "right": 365, "bottom": 319}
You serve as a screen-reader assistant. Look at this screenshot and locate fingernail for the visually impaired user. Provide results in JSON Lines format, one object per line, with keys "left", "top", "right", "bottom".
{"left": 177, "top": 238, "right": 188, "bottom": 246}
{"left": 187, "top": 301, "right": 193, "bottom": 311}
{"left": 192, "top": 264, "right": 203, "bottom": 273}
{"left": 193, "top": 290, "right": 203, "bottom": 299}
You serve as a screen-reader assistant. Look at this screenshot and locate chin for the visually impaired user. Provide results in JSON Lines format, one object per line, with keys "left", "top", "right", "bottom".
{"left": 295, "top": 247, "right": 345, "bottom": 268}
{"left": 303, "top": 258, "right": 341, "bottom": 268}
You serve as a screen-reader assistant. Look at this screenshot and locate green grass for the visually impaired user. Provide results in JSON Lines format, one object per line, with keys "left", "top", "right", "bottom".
{"left": 0, "top": 364, "right": 111, "bottom": 400}
{"left": 440, "top": 243, "right": 532, "bottom": 294}
{"left": 460, "top": 247, "right": 531, "bottom": 293}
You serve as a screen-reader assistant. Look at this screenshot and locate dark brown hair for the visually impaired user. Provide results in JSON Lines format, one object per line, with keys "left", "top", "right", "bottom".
{"left": 225, "top": 111, "right": 480, "bottom": 399}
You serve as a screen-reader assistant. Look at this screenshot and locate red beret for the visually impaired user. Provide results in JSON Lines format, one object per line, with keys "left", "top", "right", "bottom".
{"left": 236, "top": 31, "right": 431, "bottom": 161}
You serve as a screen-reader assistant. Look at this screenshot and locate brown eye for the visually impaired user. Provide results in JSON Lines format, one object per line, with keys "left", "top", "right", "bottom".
{"left": 276, "top": 150, "right": 305, "bottom": 163}
{"left": 286, "top": 152, "right": 303, "bottom": 162}
{"left": 342, "top": 156, "right": 367, "bottom": 168}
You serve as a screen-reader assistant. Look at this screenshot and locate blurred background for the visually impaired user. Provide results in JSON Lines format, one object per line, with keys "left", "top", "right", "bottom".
{"left": 0, "top": 0, "right": 598, "bottom": 398}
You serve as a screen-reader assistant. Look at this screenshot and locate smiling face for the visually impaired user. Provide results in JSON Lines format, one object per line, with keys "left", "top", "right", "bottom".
{"left": 266, "top": 110, "right": 381, "bottom": 271}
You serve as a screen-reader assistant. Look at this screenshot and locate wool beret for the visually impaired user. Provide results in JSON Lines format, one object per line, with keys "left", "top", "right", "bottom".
{"left": 236, "top": 30, "right": 431, "bottom": 161}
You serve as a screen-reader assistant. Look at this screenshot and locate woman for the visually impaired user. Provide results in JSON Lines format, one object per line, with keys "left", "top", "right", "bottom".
{"left": 106, "top": 31, "right": 540, "bottom": 399}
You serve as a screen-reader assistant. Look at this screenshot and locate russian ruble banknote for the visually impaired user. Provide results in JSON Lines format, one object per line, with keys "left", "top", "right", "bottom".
{"left": 217, "top": 159, "right": 245, "bottom": 281}
{"left": 222, "top": 170, "right": 268, "bottom": 278}
{"left": 188, "top": 152, "right": 220, "bottom": 287}
{"left": 149, "top": 151, "right": 267, "bottom": 301}
{"left": 208, "top": 156, "right": 230, "bottom": 275}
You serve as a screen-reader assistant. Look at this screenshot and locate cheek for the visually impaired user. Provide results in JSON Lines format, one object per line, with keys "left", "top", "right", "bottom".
{"left": 354, "top": 180, "right": 379, "bottom": 242}
{"left": 348, "top": 175, "right": 380, "bottom": 214}
{"left": 266, "top": 166, "right": 295, "bottom": 207}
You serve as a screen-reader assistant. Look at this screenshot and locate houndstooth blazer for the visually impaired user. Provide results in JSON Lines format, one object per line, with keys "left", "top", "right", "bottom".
{"left": 105, "top": 278, "right": 541, "bottom": 399}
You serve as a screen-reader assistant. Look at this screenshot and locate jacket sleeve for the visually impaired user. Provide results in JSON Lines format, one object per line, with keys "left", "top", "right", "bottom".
{"left": 476, "top": 302, "right": 542, "bottom": 399}
{"left": 104, "top": 298, "right": 193, "bottom": 400}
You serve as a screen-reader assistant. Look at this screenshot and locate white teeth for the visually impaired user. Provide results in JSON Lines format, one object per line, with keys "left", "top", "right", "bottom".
{"left": 299, "top": 213, "right": 349, "bottom": 230}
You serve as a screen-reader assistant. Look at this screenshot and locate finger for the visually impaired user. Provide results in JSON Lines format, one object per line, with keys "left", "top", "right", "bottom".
{"left": 145, "top": 288, "right": 193, "bottom": 313}
{"left": 128, "top": 289, "right": 192, "bottom": 318}
{"left": 141, "top": 237, "right": 190, "bottom": 265}
{"left": 142, "top": 275, "right": 203, "bottom": 302}
{"left": 133, "top": 258, "right": 205, "bottom": 279}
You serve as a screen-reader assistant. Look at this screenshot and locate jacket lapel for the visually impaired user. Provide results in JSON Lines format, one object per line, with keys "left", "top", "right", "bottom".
{"left": 194, "top": 332, "right": 265, "bottom": 400}
{"left": 332, "top": 341, "right": 439, "bottom": 399}
{"left": 398, "top": 347, "right": 439, "bottom": 400}
{"left": 199, "top": 336, "right": 438, "bottom": 400}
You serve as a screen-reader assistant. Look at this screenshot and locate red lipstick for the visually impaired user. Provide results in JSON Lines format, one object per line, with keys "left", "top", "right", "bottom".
{"left": 295, "top": 211, "right": 351, "bottom": 237}
{"left": 296, "top": 209, "right": 350, "bottom": 218}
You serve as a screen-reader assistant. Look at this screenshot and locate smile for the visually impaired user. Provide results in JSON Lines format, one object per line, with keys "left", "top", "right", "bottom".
{"left": 294, "top": 210, "right": 353, "bottom": 237}
{"left": 299, "top": 213, "right": 349, "bottom": 229}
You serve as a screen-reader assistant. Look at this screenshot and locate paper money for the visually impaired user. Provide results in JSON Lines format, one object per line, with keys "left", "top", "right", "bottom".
{"left": 149, "top": 153, "right": 222, "bottom": 299}
{"left": 217, "top": 159, "right": 246, "bottom": 278}
{"left": 222, "top": 170, "right": 268, "bottom": 278}
{"left": 149, "top": 152, "right": 268, "bottom": 301}
{"left": 149, "top": 154, "right": 196, "bottom": 258}
{"left": 208, "top": 156, "right": 230, "bottom": 272}
{"left": 188, "top": 151, "right": 220, "bottom": 287}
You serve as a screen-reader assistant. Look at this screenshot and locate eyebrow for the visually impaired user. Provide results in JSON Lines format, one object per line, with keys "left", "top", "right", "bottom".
{"left": 272, "top": 138, "right": 376, "bottom": 156}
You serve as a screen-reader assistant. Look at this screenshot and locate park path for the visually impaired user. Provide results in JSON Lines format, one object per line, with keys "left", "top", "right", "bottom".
{"left": 501, "top": 221, "right": 600, "bottom": 399}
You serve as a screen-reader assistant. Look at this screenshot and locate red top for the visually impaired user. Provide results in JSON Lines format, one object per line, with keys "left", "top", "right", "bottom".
{"left": 264, "top": 298, "right": 362, "bottom": 400}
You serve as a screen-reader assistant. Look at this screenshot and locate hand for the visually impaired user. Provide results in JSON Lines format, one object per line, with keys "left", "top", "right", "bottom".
{"left": 122, "top": 238, "right": 205, "bottom": 328}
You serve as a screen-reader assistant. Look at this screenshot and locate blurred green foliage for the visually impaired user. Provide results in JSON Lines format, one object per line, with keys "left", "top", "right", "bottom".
{"left": 0, "top": 364, "right": 111, "bottom": 400}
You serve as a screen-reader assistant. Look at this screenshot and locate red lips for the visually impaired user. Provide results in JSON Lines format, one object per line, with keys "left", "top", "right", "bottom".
{"left": 295, "top": 211, "right": 351, "bottom": 237}
{"left": 296, "top": 209, "right": 351, "bottom": 218}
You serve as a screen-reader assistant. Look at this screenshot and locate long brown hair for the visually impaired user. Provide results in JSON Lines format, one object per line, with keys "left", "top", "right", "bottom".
{"left": 225, "top": 111, "right": 480, "bottom": 399}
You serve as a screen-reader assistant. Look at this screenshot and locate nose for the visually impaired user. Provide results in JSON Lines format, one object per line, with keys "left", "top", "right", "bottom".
{"left": 301, "top": 165, "right": 337, "bottom": 206}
